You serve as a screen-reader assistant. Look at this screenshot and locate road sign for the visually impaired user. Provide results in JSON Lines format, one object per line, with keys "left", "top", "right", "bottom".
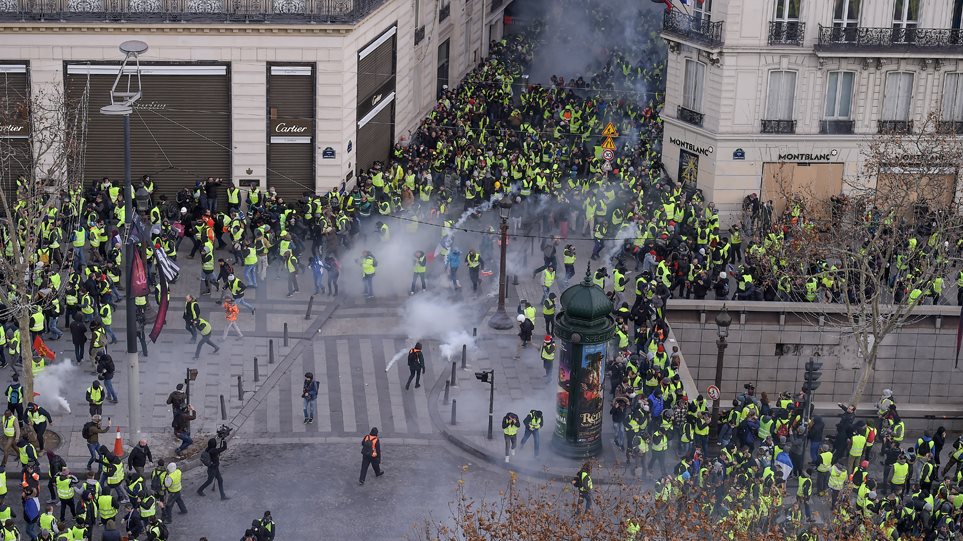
{"left": 601, "top": 149, "right": 615, "bottom": 161}
{"left": 707, "top": 385, "right": 720, "bottom": 401}
{"left": 601, "top": 122, "right": 619, "bottom": 137}
{"left": 601, "top": 137, "right": 617, "bottom": 151}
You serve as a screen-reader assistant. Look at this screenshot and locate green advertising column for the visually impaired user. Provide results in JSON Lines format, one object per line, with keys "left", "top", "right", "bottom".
{"left": 551, "top": 269, "right": 615, "bottom": 458}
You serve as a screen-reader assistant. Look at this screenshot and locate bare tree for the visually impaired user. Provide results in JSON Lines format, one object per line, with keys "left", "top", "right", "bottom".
{"left": 0, "top": 84, "right": 89, "bottom": 402}
{"left": 758, "top": 112, "right": 963, "bottom": 406}
{"left": 413, "top": 469, "right": 883, "bottom": 540}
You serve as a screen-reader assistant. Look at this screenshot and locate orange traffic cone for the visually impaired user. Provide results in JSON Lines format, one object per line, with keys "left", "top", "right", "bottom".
{"left": 114, "top": 427, "right": 124, "bottom": 457}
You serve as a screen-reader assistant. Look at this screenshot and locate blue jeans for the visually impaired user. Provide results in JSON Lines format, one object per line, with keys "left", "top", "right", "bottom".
{"left": 175, "top": 431, "right": 192, "bottom": 453}
{"left": 103, "top": 377, "right": 117, "bottom": 402}
{"left": 519, "top": 428, "right": 540, "bottom": 455}
{"left": 46, "top": 318, "right": 63, "bottom": 340}
{"left": 613, "top": 422, "right": 626, "bottom": 449}
{"left": 72, "top": 247, "right": 85, "bottom": 270}
{"left": 448, "top": 267, "right": 459, "bottom": 288}
{"left": 363, "top": 275, "right": 374, "bottom": 297}
{"left": 244, "top": 264, "right": 258, "bottom": 288}
{"left": 235, "top": 297, "right": 255, "bottom": 312}
{"left": 86, "top": 443, "right": 100, "bottom": 469}
{"left": 103, "top": 324, "right": 117, "bottom": 343}
{"left": 303, "top": 397, "right": 317, "bottom": 421}
{"left": 810, "top": 440, "right": 821, "bottom": 463}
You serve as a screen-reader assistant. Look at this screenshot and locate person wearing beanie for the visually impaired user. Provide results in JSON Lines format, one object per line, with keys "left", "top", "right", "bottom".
{"left": 540, "top": 336, "right": 555, "bottom": 377}
{"left": 359, "top": 428, "right": 383, "bottom": 485}
{"left": 161, "top": 462, "right": 185, "bottom": 524}
{"left": 405, "top": 343, "right": 425, "bottom": 391}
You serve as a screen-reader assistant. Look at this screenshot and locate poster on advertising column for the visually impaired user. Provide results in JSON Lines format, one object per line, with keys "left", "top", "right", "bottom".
{"left": 554, "top": 339, "right": 573, "bottom": 440}
{"left": 576, "top": 342, "right": 606, "bottom": 445}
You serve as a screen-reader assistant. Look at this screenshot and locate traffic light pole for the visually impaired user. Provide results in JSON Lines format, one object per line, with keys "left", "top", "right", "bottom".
{"left": 803, "top": 352, "right": 823, "bottom": 426}
{"left": 487, "top": 371, "right": 494, "bottom": 440}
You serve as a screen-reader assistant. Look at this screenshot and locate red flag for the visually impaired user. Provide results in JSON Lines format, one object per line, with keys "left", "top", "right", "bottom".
{"left": 664, "top": 0, "right": 673, "bottom": 11}
{"left": 150, "top": 267, "right": 170, "bottom": 343}
{"left": 32, "top": 335, "right": 55, "bottom": 361}
{"left": 130, "top": 248, "right": 148, "bottom": 298}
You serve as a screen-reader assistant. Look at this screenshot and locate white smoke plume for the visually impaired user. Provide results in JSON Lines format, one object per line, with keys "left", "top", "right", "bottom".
{"left": 34, "top": 360, "right": 77, "bottom": 413}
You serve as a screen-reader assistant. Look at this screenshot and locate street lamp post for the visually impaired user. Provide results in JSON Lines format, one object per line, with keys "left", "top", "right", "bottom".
{"left": 100, "top": 39, "right": 148, "bottom": 445}
{"left": 474, "top": 369, "right": 495, "bottom": 439}
{"left": 710, "top": 306, "right": 731, "bottom": 442}
{"left": 488, "top": 196, "right": 514, "bottom": 330}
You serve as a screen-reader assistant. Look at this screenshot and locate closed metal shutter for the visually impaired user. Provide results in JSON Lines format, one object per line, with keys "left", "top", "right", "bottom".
{"left": 65, "top": 65, "right": 231, "bottom": 198}
{"left": 268, "top": 65, "right": 315, "bottom": 202}
{"left": 356, "top": 102, "right": 394, "bottom": 173}
{"left": 0, "top": 65, "right": 30, "bottom": 195}
{"left": 357, "top": 26, "right": 396, "bottom": 176}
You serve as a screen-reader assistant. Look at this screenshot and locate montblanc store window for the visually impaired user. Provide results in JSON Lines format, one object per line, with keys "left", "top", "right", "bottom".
{"left": 268, "top": 64, "right": 315, "bottom": 203}
{"left": 761, "top": 152, "right": 844, "bottom": 218}
{"left": 357, "top": 25, "right": 397, "bottom": 174}
{"left": 66, "top": 63, "right": 231, "bottom": 196}
{"left": 0, "top": 63, "right": 30, "bottom": 195}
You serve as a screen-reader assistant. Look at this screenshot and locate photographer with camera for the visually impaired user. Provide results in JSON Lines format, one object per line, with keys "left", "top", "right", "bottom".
{"left": 196, "top": 428, "right": 229, "bottom": 500}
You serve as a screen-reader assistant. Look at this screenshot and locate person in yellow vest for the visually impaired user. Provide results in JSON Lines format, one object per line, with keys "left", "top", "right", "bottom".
{"left": 97, "top": 492, "right": 119, "bottom": 525}
{"left": 0, "top": 410, "right": 18, "bottom": 468}
{"left": 847, "top": 426, "right": 867, "bottom": 473}
{"left": 38, "top": 504, "right": 57, "bottom": 536}
{"left": 192, "top": 317, "right": 220, "bottom": 360}
{"left": 465, "top": 250, "right": 483, "bottom": 293}
{"left": 542, "top": 292, "right": 556, "bottom": 336}
{"left": 360, "top": 251, "right": 377, "bottom": 299}
{"left": 574, "top": 462, "right": 593, "bottom": 513}
{"left": 409, "top": 251, "right": 427, "bottom": 295}
{"left": 827, "top": 462, "right": 848, "bottom": 507}
{"left": 519, "top": 409, "right": 543, "bottom": 458}
{"left": 890, "top": 453, "right": 909, "bottom": 497}
{"left": 54, "top": 467, "right": 77, "bottom": 522}
{"left": 161, "top": 462, "right": 186, "bottom": 524}
{"left": 501, "top": 412, "right": 520, "bottom": 463}
{"left": 797, "top": 468, "right": 813, "bottom": 520}
{"left": 283, "top": 250, "right": 300, "bottom": 298}
{"left": 539, "top": 336, "right": 555, "bottom": 378}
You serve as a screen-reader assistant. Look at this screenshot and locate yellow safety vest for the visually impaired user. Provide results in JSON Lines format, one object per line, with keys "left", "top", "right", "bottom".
{"left": 56, "top": 476, "right": 74, "bottom": 500}
{"left": 97, "top": 495, "right": 117, "bottom": 519}
{"left": 166, "top": 469, "right": 182, "bottom": 493}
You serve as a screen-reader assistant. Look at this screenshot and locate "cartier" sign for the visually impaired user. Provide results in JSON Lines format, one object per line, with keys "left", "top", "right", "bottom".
{"left": 270, "top": 119, "right": 312, "bottom": 137}
{"left": 0, "top": 122, "right": 27, "bottom": 138}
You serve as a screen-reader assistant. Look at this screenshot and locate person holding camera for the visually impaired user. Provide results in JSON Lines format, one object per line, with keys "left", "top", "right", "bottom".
{"left": 196, "top": 437, "right": 228, "bottom": 500}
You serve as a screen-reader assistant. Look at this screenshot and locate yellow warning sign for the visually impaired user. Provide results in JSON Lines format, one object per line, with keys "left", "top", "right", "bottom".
{"left": 601, "top": 137, "right": 617, "bottom": 150}
{"left": 601, "top": 122, "right": 619, "bottom": 137}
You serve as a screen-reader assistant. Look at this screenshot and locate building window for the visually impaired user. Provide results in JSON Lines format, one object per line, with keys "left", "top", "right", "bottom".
{"left": 766, "top": 71, "right": 797, "bottom": 120}
{"left": 942, "top": 73, "right": 963, "bottom": 121}
{"left": 773, "top": 0, "right": 800, "bottom": 21}
{"left": 892, "top": 0, "right": 919, "bottom": 31}
{"left": 683, "top": 60, "right": 705, "bottom": 113}
{"left": 693, "top": 0, "right": 712, "bottom": 23}
{"left": 832, "top": 0, "right": 860, "bottom": 28}
{"left": 824, "top": 71, "right": 854, "bottom": 118}
{"left": 882, "top": 72, "right": 914, "bottom": 121}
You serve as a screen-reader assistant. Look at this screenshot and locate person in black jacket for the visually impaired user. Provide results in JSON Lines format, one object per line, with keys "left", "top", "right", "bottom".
{"left": 69, "top": 314, "right": 87, "bottom": 365}
{"left": 127, "top": 440, "right": 153, "bottom": 478}
{"left": 359, "top": 428, "right": 383, "bottom": 485}
{"left": 405, "top": 343, "right": 425, "bottom": 390}
{"left": 95, "top": 353, "right": 118, "bottom": 404}
{"left": 196, "top": 438, "right": 228, "bottom": 500}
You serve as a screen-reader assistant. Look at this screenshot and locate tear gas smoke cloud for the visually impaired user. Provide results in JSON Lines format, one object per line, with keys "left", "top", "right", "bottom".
{"left": 35, "top": 360, "right": 77, "bottom": 413}
{"left": 385, "top": 294, "right": 478, "bottom": 371}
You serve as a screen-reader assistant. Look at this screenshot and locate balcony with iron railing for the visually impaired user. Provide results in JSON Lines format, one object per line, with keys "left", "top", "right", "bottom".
{"left": 438, "top": 1, "right": 448, "bottom": 22}
{"left": 937, "top": 120, "right": 963, "bottom": 135}
{"left": 816, "top": 24, "right": 963, "bottom": 54}
{"left": 878, "top": 120, "right": 914, "bottom": 134}
{"left": 819, "top": 119, "right": 855, "bottom": 134}
{"left": 677, "top": 105, "right": 704, "bottom": 128}
{"left": 768, "top": 21, "right": 805, "bottom": 45}
{"left": 761, "top": 119, "right": 796, "bottom": 134}
{"left": 0, "top": 0, "right": 387, "bottom": 23}
{"left": 661, "top": 9, "right": 724, "bottom": 50}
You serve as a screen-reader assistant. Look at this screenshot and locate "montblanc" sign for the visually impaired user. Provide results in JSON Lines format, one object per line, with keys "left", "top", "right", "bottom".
{"left": 669, "top": 137, "right": 713, "bottom": 156}
{"left": 777, "top": 149, "right": 839, "bottom": 162}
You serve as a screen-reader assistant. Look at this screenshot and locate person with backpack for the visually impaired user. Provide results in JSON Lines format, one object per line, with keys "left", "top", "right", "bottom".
{"left": 301, "top": 373, "right": 319, "bottom": 424}
{"left": 573, "top": 462, "right": 593, "bottom": 513}
{"left": 405, "top": 343, "right": 425, "bottom": 391}
{"left": 5, "top": 375, "right": 23, "bottom": 424}
{"left": 519, "top": 410, "right": 543, "bottom": 457}
{"left": 82, "top": 415, "right": 109, "bottom": 472}
{"left": 358, "top": 427, "right": 383, "bottom": 485}
{"left": 196, "top": 437, "right": 228, "bottom": 500}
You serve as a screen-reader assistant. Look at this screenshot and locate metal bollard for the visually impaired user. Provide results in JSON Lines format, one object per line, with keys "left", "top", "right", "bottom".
{"left": 450, "top": 361, "right": 457, "bottom": 387}
{"left": 305, "top": 295, "right": 315, "bottom": 320}
{"left": 269, "top": 339, "right": 275, "bottom": 364}
{"left": 283, "top": 322, "right": 289, "bottom": 347}
{"left": 473, "top": 327, "right": 477, "bottom": 337}
{"left": 512, "top": 274, "right": 519, "bottom": 286}
{"left": 443, "top": 380, "right": 450, "bottom": 405}
{"left": 460, "top": 344, "right": 467, "bottom": 369}
{"left": 236, "top": 376, "right": 244, "bottom": 401}
{"left": 253, "top": 357, "right": 260, "bottom": 382}
{"left": 450, "top": 399, "right": 457, "bottom": 426}
{"left": 220, "top": 394, "right": 227, "bottom": 420}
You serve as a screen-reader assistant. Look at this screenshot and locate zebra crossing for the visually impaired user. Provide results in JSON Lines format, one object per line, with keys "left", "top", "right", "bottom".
{"left": 242, "top": 335, "right": 436, "bottom": 438}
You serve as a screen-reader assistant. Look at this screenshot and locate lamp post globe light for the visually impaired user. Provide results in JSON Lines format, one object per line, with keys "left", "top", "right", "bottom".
{"left": 710, "top": 306, "right": 731, "bottom": 441}
{"left": 488, "top": 195, "right": 515, "bottom": 330}
{"left": 99, "top": 40, "right": 148, "bottom": 445}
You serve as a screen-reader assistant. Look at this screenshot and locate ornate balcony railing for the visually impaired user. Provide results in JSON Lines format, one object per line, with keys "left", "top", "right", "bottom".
{"left": 677, "top": 105, "right": 704, "bottom": 127}
{"left": 761, "top": 119, "right": 796, "bottom": 134}
{"left": 662, "top": 9, "right": 724, "bottom": 49}
{"left": 768, "top": 21, "right": 805, "bottom": 45}
{"left": 878, "top": 120, "right": 914, "bottom": 134}
{"left": 438, "top": 1, "right": 448, "bottom": 22}
{"left": 937, "top": 120, "right": 963, "bottom": 135}
{"left": 819, "top": 119, "right": 854, "bottom": 134}
{"left": 0, "top": 0, "right": 387, "bottom": 23}
{"left": 817, "top": 24, "right": 963, "bottom": 53}
{"left": 414, "top": 24, "right": 426, "bottom": 45}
